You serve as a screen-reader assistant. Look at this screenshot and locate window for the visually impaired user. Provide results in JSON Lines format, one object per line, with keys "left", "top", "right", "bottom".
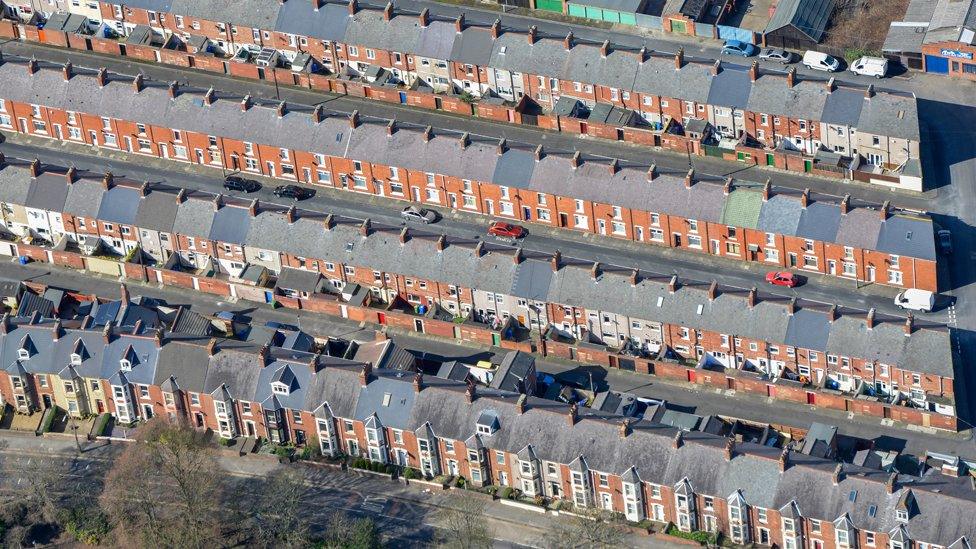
{"left": 241, "top": 402, "right": 251, "bottom": 415}
{"left": 866, "top": 532, "right": 875, "bottom": 547}
{"left": 496, "top": 451, "right": 506, "bottom": 464}
{"left": 757, "top": 508, "right": 767, "bottom": 523}
{"left": 190, "top": 393, "right": 200, "bottom": 406}
{"left": 896, "top": 509, "right": 908, "bottom": 522}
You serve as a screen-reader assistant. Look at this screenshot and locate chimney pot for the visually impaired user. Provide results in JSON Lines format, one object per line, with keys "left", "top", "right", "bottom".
{"left": 904, "top": 313, "right": 913, "bottom": 336}
{"left": 779, "top": 448, "right": 789, "bottom": 472}
{"left": 418, "top": 7, "right": 429, "bottom": 27}
{"left": 711, "top": 59, "right": 721, "bottom": 75}
{"left": 865, "top": 84, "right": 875, "bottom": 98}
{"left": 571, "top": 151, "right": 581, "bottom": 169}
{"left": 27, "top": 58, "right": 38, "bottom": 75}
{"left": 323, "top": 213, "right": 335, "bottom": 230}
{"left": 132, "top": 73, "right": 143, "bottom": 93}
{"left": 527, "top": 25, "right": 537, "bottom": 45}
{"left": 880, "top": 200, "right": 890, "bottom": 220}
{"left": 62, "top": 61, "right": 72, "bottom": 81}
{"left": 672, "top": 430, "right": 683, "bottom": 449}
{"left": 867, "top": 307, "right": 876, "bottom": 329}
{"left": 248, "top": 199, "right": 258, "bottom": 217}
{"left": 619, "top": 419, "right": 630, "bottom": 438}
{"left": 207, "top": 338, "right": 218, "bottom": 356}
{"left": 723, "top": 176, "right": 732, "bottom": 195}
{"left": 455, "top": 14, "right": 464, "bottom": 33}
{"left": 749, "top": 61, "right": 758, "bottom": 81}
{"left": 513, "top": 247, "right": 523, "bottom": 264}
{"left": 359, "top": 218, "right": 370, "bottom": 237}
{"left": 534, "top": 144, "right": 543, "bottom": 161}
{"left": 762, "top": 179, "right": 772, "bottom": 201}
{"left": 413, "top": 371, "right": 423, "bottom": 392}
{"left": 96, "top": 67, "right": 108, "bottom": 87}
{"left": 312, "top": 104, "right": 324, "bottom": 123}
{"left": 241, "top": 94, "right": 251, "bottom": 112}
{"left": 168, "top": 81, "right": 178, "bottom": 98}
{"left": 707, "top": 280, "right": 718, "bottom": 301}
{"left": 386, "top": 119, "right": 396, "bottom": 135}
{"left": 684, "top": 168, "right": 694, "bottom": 188}
{"left": 176, "top": 188, "right": 186, "bottom": 204}
{"left": 832, "top": 464, "right": 843, "bottom": 485}
{"left": 786, "top": 67, "right": 796, "bottom": 88}
{"left": 828, "top": 304, "right": 837, "bottom": 322}
{"left": 459, "top": 132, "right": 469, "bottom": 148}
{"left": 65, "top": 166, "right": 76, "bottom": 184}
{"left": 285, "top": 205, "right": 296, "bottom": 224}
{"left": 349, "top": 110, "right": 360, "bottom": 128}
{"left": 276, "top": 101, "right": 286, "bottom": 117}
{"left": 436, "top": 234, "right": 446, "bottom": 252}
{"left": 674, "top": 48, "right": 684, "bottom": 70}
{"left": 630, "top": 269, "right": 639, "bottom": 286}
{"left": 474, "top": 240, "right": 485, "bottom": 257}
{"left": 496, "top": 138, "right": 507, "bottom": 155}
{"left": 29, "top": 158, "right": 41, "bottom": 178}
{"left": 590, "top": 262, "right": 600, "bottom": 280}
{"left": 826, "top": 77, "right": 835, "bottom": 92}
{"left": 840, "top": 194, "right": 850, "bottom": 214}
{"left": 747, "top": 287, "right": 756, "bottom": 308}
{"left": 608, "top": 159, "right": 619, "bottom": 175}
{"left": 422, "top": 125, "right": 433, "bottom": 142}
{"left": 516, "top": 393, "right": 526, "bottom": 414}
{"left": 600, "top": 39, "right": 610, "bottom": 58}
{"left": 800, "top": 188, "right": 810, "bottom": 208}
{"left": 668, "top": 275, "right": 678, "bottom": 293}
{"left": 647, "top": 163, "right": 657, "bottom": 181}
{"left": 490, "top": 18, "right": 500, "bottom": 39}
{"left": 564, "top": 31, "right": 573, "bottom": 51}
{"left": 550, "top": 250, "right": 561, "bottom": 272}
{"left": 638, "top": 46, "right": 647, "bottom": 63}
{"left": 399, "top": 227, "right": 408, "bottom": 244}
{"left": 383, "top": 1, "right": 393, "bottom": 20}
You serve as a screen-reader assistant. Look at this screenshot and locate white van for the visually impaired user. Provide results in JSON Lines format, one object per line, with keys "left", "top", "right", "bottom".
{"left": 850, "top": 56, "right": 888, "bottom": 78}
{"left": 894, "top": 289, "right": 935, "bottom": 313}
{"left": 802, "top": 50, "right": 841, "bottom": 72}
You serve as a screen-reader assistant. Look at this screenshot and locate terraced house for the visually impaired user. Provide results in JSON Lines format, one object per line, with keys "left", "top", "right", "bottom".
{"left": 0, "top": 0, "right": 924, "bottom": 188}
{"left": 0, "top": 308, "right": 973, "bottom": 549}
{"left": 0, "top": 157, "right": 957, "bottom": 427}
{"left": 0, "top": 59, "right": 939, "bottom": 291}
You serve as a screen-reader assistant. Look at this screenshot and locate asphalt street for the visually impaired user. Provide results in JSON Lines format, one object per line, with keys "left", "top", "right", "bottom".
{"left": 1, "top": 256, "right": 972, "bottom": 462}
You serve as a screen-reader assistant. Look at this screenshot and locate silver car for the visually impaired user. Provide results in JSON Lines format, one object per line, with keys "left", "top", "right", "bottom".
{"left": 759, "top": 48, "right": 793, "bottom": 63}
{"left": 401, "top": 206, "right": 437, "bottom": 224}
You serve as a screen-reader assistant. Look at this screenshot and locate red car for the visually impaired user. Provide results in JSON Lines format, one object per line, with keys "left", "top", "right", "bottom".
{"left": 487, "top": 221, "right": 526, "bottom": 239}
{"left": 765, "top": 271, "right": 799, "bottom": 288}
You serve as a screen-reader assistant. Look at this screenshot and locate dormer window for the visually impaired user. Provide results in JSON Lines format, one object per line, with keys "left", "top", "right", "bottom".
{"left": 17, "top": 348, "right": 29, "bottom": 360}
{"left": 271, "top": 381, "right": 289, "bottom": 395}
{"left": 119, "top": 358, "right": 132, "bottom": 371}
{"left": 896, "top": 509, "right": 908, "bottom": 522}
{"left": 476, "top": 410, "right": 499, "bottom": 435}
{"left": 70, "top": 353, "right": 82, "bottom": 365}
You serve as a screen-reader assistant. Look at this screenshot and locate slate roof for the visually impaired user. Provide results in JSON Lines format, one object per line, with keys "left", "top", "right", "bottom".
{"left": 97, "top": 185, "right": 142, "bottom": 225}
{"left": 765, "top": 0, "right": 835, "bottom": 42}
{"left": 707, "top": 65, "right": 754, "bottom": 109}
{"left": 490, "top": 351, "right": 535, "bottom": 392}
{"left": 275, "top": 267, "right": 323, "bottom": 294}
{"left": 25, "top": 174, "right": 70, "bottom": 213}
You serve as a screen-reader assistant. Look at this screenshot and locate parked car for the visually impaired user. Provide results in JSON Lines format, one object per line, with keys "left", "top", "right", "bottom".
{"left": 401, "top": 206, "right": 438, "bottom": 224}
{"left": 759, "top": 48, "right": 794, "bottom": 63}
{"left": 721, "top": 40, "right": 758, "bottom": 57}
{"left": 223, "top": 175, "right": 261, "bottom": 193}
{"left": 765, "top": 271, "right": 799, "bottom": 288}
{"left": 802, "top": 50, "right": 841, "bottom": 72}
{"left": 487, "top": 221, "right": 526, "bottom": 239}
{"left": 849, "top": 56, "right": 888, "bottom": 78}
{"left": 937, "top": 229, "right": 953, "bottom": 255}
{"left": 894, "top": 289, "right": 935, "bottom": 313}
{"left": 273, "top": 184, "right": 313, "bottom": 200}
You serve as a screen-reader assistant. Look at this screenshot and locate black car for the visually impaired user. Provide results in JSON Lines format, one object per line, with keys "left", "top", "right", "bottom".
{"left": 273, "top": 185, "right": 313, "bottom": 200}
{"left": 223, "top": 175, "right": 261, "bottom": 193}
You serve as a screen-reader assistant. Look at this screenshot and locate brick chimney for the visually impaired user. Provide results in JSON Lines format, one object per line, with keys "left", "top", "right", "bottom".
{"left": 723, "top": 176, "right": 732, "bottom": 195}
{"left": 96, "top": 67, "right": 107, "bottom": 87}
{"left": 465, "top": 378, "right": 477, "bottom": 402}
{"left": 747, "top": 287, "right": 756, "bottom": 308}
{"left": 711, "top": 59, "right": 721, "bottom": 75}
{"left": 630, "top": 269, "right": 639, "bottom": 286}
{"left": 276, "top": 101, "right": 286, "bottom": 117}
{"left": 880, "top": 200, "right": 890, "bottom": 220}
{"left": 238, "top": 94, "right": 251, "bottom": 112}
{"left": 600, "top": 40, "right": 610, "bottom": 58}
{"left": 203, "top": 87, "right": 215, "bottom": 105}
{"left": 0, "top": 152, "right": 5, "bottom": 167}
{"left": 567, "top": 402, "right": 578, "bottom": 426}
{"left": 608, "top": 158, "right": 618, "bottom": 175}
{"left": 386, "top": 119, "right": 396, "bottom": 135}
{"left": 323, "top": 213, "right": 335, "bottom": 230}
{"left": 619, "top": 419, "right": 631, "bottom": 438}
{"left": 360, "top": 362, "right": 372, "bottom": 386}
{"left": 459, "top": 132, "right": 470, "bottom": 149}
{"left": 207, "top": 338, "right": 218, "bottom": 356}
{"left": 413, "top": 371, "right": 423, "bottom": 392}
{"left": 29, "top": 158, "right": 41, "bottom": 177}
{"left": 886, "top": 472, "right": 897, "bottom": 494}
{"left": 672, "top": 430, "right": 683, "bottom": 449}
{"left": 779, "top": 448, "right": 789, "bottom": 472}
{"left": 550, "top": 250, "right": 561, "bottom": 272}
{"left": 534, "top": 144, "right": 543, "bottom": 161}
{"left": 474, "top": 240, "right": 485, "bottom": 257}
{"left": 52, "top": 319, "right": 62, "bottom": 341}
{"left": 455, "top": 14, "right": 464, "bottom": 33}
{"left": 383, "top": 1, "right": 393, "bottom": 20}
{"left": 762, "top": 179, "right": 771, "bottom": 201}
{"left": 312, "top": 0, "right": 323, "bottom": 11}
{"left": 840, "top": 194, "right": 850, "bottom": 214}
{"left": 513, "top": 247, "right": 523, "bottom": 264}
{"left": 707, "top": 280, "right": 718, "bottom": 301}
{"left": 175, "top": 188, "right": 186, "bottom": 204}
{"left": 418, "top": 8, "right": 429, "bottom": 27}
{"left": 103, "top": 322, "right": 113, "bottom": 344}
{"left": 800, "top": 188, "right": 810, "bottom": 208}
{"left": 749, "top": 61, "right": 758, "bottom": 81}
{"left": 787, "top": 297, "right": 796, "bottom": 315}
{"left": 527, "top": 25, "right": 537, "bottom": 45}
{"left": 259, "top": 344, "right": 270, "bottom": 365}
{"left": 571, "top": 151, "right": 581, "bottom": 169}
{"left": 564, "top": 31, "right": 573, "bottom": 51}
{"left": 285, "top": 205, "right": 296, "bottom": 223}
{"left": 62, "top": 61, "right": 72, "bottom": 81}
{"left": 349, "top": 110, "right": 360, "bottom": 128}
{"left": 637, "top": 46, "right": 647, "bottom": 63}
{"left": 154, "top": 328, "right": 163, "bottom": 347}
{"left": 786, "top": 67, "right": 796, "bottom": 88}
{"left": 825, "top": 77, "right": 835, "bottom": 93}
{"left": 832, "top": 464, "right": 843, "bottom": 485}
{"left": 168, "top": 81, "right": 178, "bottom": 99}
{"left": 674, "top": 48, "right": 684, "bottom": 70}
{"left": 399, "top": 227, "right": 408, "bottom": 244}
{"left": 866, "top": 307, "right": 876, "bottom": 329}
{"left": 590, "top": 262, "right": 600, "bottom": 280}
{"left": 102, "top": 171, "right": 114, "bottom": 189}
{"left": 436, "top": 234, "right": 446, "bottom": 252}
{"left": 828, "top": 304, "right": 837, "bottom": 322}
{"left": 359, "top": 218, "right": 370, "bottom": 237}
{"left": 65, "top": 166, "right": 76, "bottom": 184}
{"left": 684, "top": 168, "right": 694, "bottom": 188}
{"left": 212, "top": 193, "right": 223, "bottom": 211}
{"left": 516, "top": 393, "right": 526, "bottom": 414}
{"left": 904, "top": 313, "right": 913, "bottom": 336}
{"left": 865, "top": 84, "right": 874, "bottom": 98}
{"left": 647, "top": 163, "right": 657, "bottom": 181}
{"left": 348, "top": 0, "right": 358, "bottom": 15}
{"left": 490, "top": 18, "right": 500, "bottom": 39}
{"left": 496, "top": 138, "right": 507, "bottom": 155}
{"left": 139, "top": 181, "right": 149, "bottom": 197}
{"left": 668, "top": 275, "right": 678, "bottom": 293}
{"left": 26, "top": 58, "right": 38, "bottom": 75}
{"left": 422, "top": 125, "right": 433, "bottom": 142}
{"left": 130, "top": 73, "right": 144, "bottom": 94}
{"left": 724, "top": 438, "right": 735, "bottom": 461}
{"left": 248, "top": 199, "right": 258, "bottom": 217}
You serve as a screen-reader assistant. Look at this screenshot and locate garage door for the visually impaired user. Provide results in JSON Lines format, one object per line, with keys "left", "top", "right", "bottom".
{"left": 925, "top": 54, "right": 949, "bottom": 74}
{"left": 534, "top": 0, "right": 563, "bottom": 13}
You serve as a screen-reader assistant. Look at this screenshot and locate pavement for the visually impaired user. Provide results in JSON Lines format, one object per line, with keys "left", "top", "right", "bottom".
{"left": 1, "top": 252, "right": 972, "bottom": 463}
{"left": 0, "top": 431, "right": 655, "bottom": 548}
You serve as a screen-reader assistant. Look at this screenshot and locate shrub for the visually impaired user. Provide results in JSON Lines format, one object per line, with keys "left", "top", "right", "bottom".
{"left": 61, "top": 507, "right": 111, "bottom": 546}
{"left": 93, "top": 413, "right": 111, "bottom": 437}
{"left": 533, "top": 494, "right": 547, "bottom": 506}
{"left": 403, "top": 467, "right": 419, "bottom": 480}
{"left": 39, "top": 408, "right": 56, "bottom": 433}
{"left": 219, "top": 437, "right": 236, "bottom": 447}
{"left": 484, "top": 485, "right": 498, "bottom": 496}
{"left": 272, "top": 445, "right": 293, "bottom": 459}
{"left": 498, "top": 487, "right": 513, "bottom": 500}
{"left": 455, "top": 476, "right": 466, "bottom": 488}
{"left": 665, "top": 525, "right": 717, "bottom": 545}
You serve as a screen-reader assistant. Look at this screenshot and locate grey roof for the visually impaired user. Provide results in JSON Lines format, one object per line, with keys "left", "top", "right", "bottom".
{"left": 44, "top": 12, "right": 89, "bottom": 33}
{"left": 876, "top": 215, "right": 936, "bottom": 261}
{"left": 172, "top": 196, "right": 216, "bottom": 238}
{"left": 857, "top": 93, "right": 921, "bottom": 141}
{"left": 16, "top": 292, "right": 55, "bottom": 319}
{"left": 134, "top": 189, "right": 179, "bottom": 233}
{"left": 208, "top": 204, "right": 251, "bottom": 245}
{"left": 353, "top": 371, "right": 418, "bottom": 429}
{"left": 0, "top": 166, "right": 32, "bottom": 205}
{"left": 784, "top": 309, "right": 831, "bottom": 352}
{"left": 154, "top": 340, "right": 210, "bottom": 392}
{"left": 63, "top": 179, "right": 105, "bottom": 219}
{"left": 765, "top": 0, "right": 835, "bottom": 42}
{"left": 491, "top": 149, "right": 537, "bottom": 189}
{"left": 707, "top": 65, "right": 754, "bottom": 109}
{"left": 796, "top": 202, "right": 841, "bottom": 242}
{"left": 436, "top": 360, "right": 471, "bottom": 382}
{"left": 757, "top": 195, "right": 804, "bottom": 235}
{"left": 96, "top": 185, "right": 142, "bottom": 226}
{"left": 821, "top": 88, "right": 866, "bottom": 127}
{"left": 273, "top": 1, "right": 349, "bottom": 42}
{"left": 168, "top": 306, "right": 214, "bottom": 336}
{"left": 275, "top": 267, "right": 323, "bottom": 294}
{"left": 170, "top": 0, "right": 281, "bottom": 31}
{"left": 511, "top": 259, "right": 553, "bottom": 302}
{"left": 490, "top": 351, "right": 534, "bottom": 392}
{"left": 25, "top": 174, "right": 70, "bottom": 213}
{"left": 450, "top": 28, "right": 495, "bottom": 67}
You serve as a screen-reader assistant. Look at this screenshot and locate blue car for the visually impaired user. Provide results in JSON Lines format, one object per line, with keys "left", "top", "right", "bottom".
{"left": 721, "top": 40, "right": 758, "bottom": 57}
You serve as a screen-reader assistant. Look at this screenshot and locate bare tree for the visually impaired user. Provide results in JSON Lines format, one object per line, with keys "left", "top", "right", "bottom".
{"left": 100, "top": 418, "right": 224, "bottom": 549}
{"left": 319, "top": 511, "right": 384, "bottom": 549}
{"left": 0, "top": 444, "right": 76, "bottom": 547}
{"left": 245, "top": 468, "right": 311, "bottom": 549}
{"left": 435, "top": 493, "right": 493, "bottom": 549}
{"left": 544, "top": 507, "right": 627, "bottom": 549}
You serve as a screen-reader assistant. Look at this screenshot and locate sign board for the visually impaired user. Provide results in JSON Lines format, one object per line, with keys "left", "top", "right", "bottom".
{"left": 940, "top": 48, "right": 974, "bottom": 60}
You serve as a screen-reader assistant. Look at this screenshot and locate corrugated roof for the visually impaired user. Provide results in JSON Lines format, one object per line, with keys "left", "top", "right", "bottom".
{"left": 765, "top": 0, "right": 835, "bottom": 42}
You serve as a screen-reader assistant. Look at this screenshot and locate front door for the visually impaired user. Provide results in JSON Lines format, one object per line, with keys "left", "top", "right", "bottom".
{"left": 673, "top": 233, "right": 682, "bottom": 247}
{"left": 788, "top": 253, "right": 798, "bottom": 267}
{"left": 42, "top": 394, "right": 53, "bottom": 409}
{"left": 867, "top": 266, "right": 876, "bottom": 282}
{"left": 828, "top": 260, "right": 837, "bottom": 275}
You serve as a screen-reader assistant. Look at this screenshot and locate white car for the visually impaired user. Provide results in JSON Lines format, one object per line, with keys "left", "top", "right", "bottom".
{"left": 849, "top": 56, "right": 888, "bottom": 78}
{"left": 802, "top": 50, "right": 841, "bottom": 72}
{"left": 894, "top": 289, "right": 935, "bottom": 313}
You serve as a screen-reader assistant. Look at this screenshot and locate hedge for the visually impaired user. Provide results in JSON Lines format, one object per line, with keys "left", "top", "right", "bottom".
{"left": 665, "top": 525, "right": 717, "bottom": 545}
{"left": 93, "top": 413, "right": 111, "bottom": 437}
